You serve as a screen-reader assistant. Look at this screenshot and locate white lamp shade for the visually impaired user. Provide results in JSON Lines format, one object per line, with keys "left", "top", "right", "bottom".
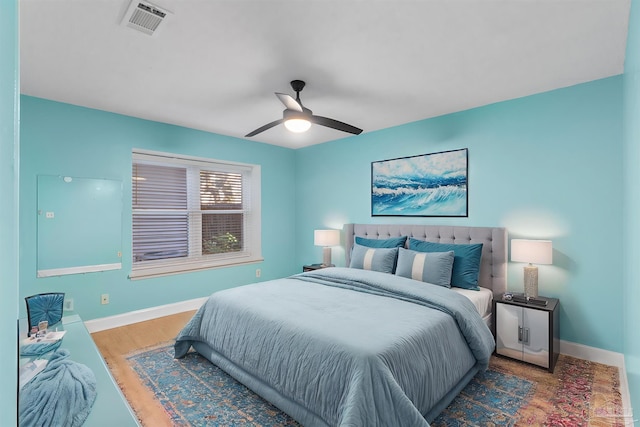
{"left": 314, "top": 229, "right": 340, "bottom": 247}
{"left": 511, "top": 239, "right": 553, "bottom": 265}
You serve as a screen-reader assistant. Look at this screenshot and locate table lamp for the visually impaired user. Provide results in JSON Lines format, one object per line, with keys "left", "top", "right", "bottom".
{"left": 511, "top": 239, "right": 553, "bottom": 298}
{"left": 314, "top": 229, "right": 340, "bottom": 267}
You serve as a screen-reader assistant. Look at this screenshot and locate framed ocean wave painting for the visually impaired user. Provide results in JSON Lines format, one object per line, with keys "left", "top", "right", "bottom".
{"left": 371, "top": 148, "right": 468, "bottom": 217}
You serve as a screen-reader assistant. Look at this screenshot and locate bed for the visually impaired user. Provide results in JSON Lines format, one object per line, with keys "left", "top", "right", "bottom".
{"left": 344, "top": 224, "right": 507, "bottom": 328}
{"left": 175, "top": 223, "right": 507, "bottom": 426}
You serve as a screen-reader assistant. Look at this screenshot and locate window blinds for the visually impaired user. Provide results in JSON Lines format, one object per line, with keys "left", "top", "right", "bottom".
{"left": 132, "top": 163, "right": 188, "bottom": 262}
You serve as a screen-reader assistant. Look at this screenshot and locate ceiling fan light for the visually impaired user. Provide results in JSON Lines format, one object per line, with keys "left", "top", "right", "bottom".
{"left": 284, "top": 118, "right": 311, "bottom": 133}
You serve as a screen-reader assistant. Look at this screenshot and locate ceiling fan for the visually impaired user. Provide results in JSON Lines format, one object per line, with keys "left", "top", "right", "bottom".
{"left": 245, "top": 80, "right": 363, "bottom": 137}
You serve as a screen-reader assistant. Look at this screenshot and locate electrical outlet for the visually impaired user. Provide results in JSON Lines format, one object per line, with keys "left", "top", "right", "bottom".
{"left": 63, "top": 298, "right": 74, "bottom": 311}
{"left": 255, "top": 268, "right": 261, "bottom": 278}
{"left": 101, "top": 294, "right": 109, "bottom": 305}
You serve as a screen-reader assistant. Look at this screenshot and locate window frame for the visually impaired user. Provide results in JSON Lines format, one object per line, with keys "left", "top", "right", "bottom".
{"left": 130, "top": 149, "right": 262, "bottom": 280}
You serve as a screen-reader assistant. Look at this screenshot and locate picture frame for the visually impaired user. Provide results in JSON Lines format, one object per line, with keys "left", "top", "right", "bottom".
{"left": 371, "top": 148, "right": 468, "bottom": 217}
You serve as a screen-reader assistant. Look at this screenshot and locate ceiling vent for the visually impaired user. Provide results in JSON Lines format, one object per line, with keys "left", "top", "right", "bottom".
{"left": 122, "top": 1, "right": 169, "bottom": 36}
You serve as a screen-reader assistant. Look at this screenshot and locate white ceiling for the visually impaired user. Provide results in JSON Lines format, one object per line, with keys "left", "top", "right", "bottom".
{"left": 19, "top": 0, "right": 631, "bottom": 149}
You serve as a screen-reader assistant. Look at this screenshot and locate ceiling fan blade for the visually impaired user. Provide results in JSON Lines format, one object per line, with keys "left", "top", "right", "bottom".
{"left": 310, "top": 115, "right": 363, "bottom": 135}
{"left": 245, "top": 119, "right": 284, "bottom": 137}
{"left": 275, "top": 93, "right": 303, "bottom": 112}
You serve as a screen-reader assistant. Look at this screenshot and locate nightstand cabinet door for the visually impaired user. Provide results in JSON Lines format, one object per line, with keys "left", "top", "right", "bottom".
{"left": 522, "top": 308, "right": 550, "bottom": 367}
{"left": 496, "top": 304, "right": 525, "bottom": 361}
{"left": 495, "top": 303, "right": 552, "bottom": 370}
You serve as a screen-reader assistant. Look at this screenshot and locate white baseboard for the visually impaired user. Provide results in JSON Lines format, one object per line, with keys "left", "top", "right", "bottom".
{"left": 561, "top": 339, "right": 625, "bottom": 367}
{"left": 84, "top": 297, "right": 207, "bottom": 334}
{"left": 84, "top": 303, "right": 634, "bottom": 424}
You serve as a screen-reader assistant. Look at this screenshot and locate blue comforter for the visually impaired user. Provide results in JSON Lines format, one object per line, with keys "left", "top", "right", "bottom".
{"left": 175, "top": 267, "right": 495, "bottom": 427}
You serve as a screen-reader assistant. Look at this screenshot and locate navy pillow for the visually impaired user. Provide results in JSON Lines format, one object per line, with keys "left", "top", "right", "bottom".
{"left": 355, "top": 235, "right": 407, "bottom": 248}
{"left": 395, "top": 248, "right": 455, "bottom": 288}
{"left": 349, "top": 243, "right": 399, "bottom": 274}
{"left": 408, "top": 238, "right": 483, "bottom": 290}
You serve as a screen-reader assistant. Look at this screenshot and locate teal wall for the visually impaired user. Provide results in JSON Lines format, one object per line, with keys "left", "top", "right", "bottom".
{"left": 623, "top": 0, "right": 640, "bottom": 418}
{"left": 295, "top": 77, "right": 624, "bottom": 353}
{"left": 1, "top": 0, "right": 19, "bottom": 424}
{"left": 19, "top": 96, "right": 298, "bottom": 320}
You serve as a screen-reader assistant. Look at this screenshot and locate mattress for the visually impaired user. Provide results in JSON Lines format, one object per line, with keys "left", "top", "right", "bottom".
{"left": 452, "top": 286, "right": 494, "bottom": 326}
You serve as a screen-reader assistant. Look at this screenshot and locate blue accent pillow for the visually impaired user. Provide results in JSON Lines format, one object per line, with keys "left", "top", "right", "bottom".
{"left": 395, "top": 248, "right": 455, "bottom": 288}
{"left": 355, "top": 235, "right": 407, "bottom": 248}
{"left": 408, "top": 238, "right": 483, "bottom": 290}
{"left": 349, "top": 243, "right": 399, "bottom": 274}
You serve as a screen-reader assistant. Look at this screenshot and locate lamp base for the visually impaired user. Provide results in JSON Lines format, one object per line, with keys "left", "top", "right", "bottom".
{"left": 523, "top": 264, "right": 539, "bottom": 298}
{"left": 322, "top": 247, "right": 332, "bottom": 267}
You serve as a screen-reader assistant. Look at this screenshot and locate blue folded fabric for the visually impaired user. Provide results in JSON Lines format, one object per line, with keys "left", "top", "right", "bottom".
{"left": 19, "top": 349, "right": 97, "bottom": 427}
{"left": 20, "top": 340, "right": 62, "bottom": 357}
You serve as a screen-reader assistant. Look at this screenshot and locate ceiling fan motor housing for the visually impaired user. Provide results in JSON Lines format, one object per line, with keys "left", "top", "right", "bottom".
{"left": 283, "top": 108, "right": 311, "bottom": 120}
{"left": 290, "top": 80, "right": 306, "bottom": 93}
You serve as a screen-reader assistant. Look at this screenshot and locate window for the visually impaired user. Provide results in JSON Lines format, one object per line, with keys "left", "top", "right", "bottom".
{"left": 130, "top": 149, "right": 261, "bottom": 279}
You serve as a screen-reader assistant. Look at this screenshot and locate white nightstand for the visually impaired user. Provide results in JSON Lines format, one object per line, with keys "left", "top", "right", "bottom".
{"left": 493, "top": 294, "right": 560, "bottom": 373}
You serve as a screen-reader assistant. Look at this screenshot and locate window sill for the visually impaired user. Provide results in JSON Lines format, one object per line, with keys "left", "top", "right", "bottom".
{"left": 129, "top": 255, "right": 263, "bottom": 280}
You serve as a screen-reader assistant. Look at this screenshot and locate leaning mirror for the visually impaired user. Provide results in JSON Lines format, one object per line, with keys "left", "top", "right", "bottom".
{"left": 37, "top": 175, "right": 123, "bottom": 277}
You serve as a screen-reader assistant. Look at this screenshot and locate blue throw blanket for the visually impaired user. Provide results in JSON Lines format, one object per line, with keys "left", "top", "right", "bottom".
{"left": 20, "top": 340, "right": 62, "bottom": 357}
{"left": 19, "top": 349, "right": 97, "bottom": 427}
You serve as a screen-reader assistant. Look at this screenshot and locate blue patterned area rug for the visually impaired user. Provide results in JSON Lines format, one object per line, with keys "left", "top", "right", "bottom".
{"left": 127, "top": 344, "right": 299, "bottom": 426}
{"left": 126, "top": 343, "right": 624, "bottom": 426}
{"left": 432, "top": 368, "right": 532, "bottom": 426}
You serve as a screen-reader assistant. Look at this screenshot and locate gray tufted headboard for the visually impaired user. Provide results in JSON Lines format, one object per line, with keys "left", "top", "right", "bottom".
{"left": 344, "top": 223, "right": 508, "bottom": 297}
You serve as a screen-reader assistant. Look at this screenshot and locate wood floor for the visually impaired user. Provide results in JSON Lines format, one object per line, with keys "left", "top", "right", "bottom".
{"left": 91, "top": 311, "right": 196, "bottom": 427}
